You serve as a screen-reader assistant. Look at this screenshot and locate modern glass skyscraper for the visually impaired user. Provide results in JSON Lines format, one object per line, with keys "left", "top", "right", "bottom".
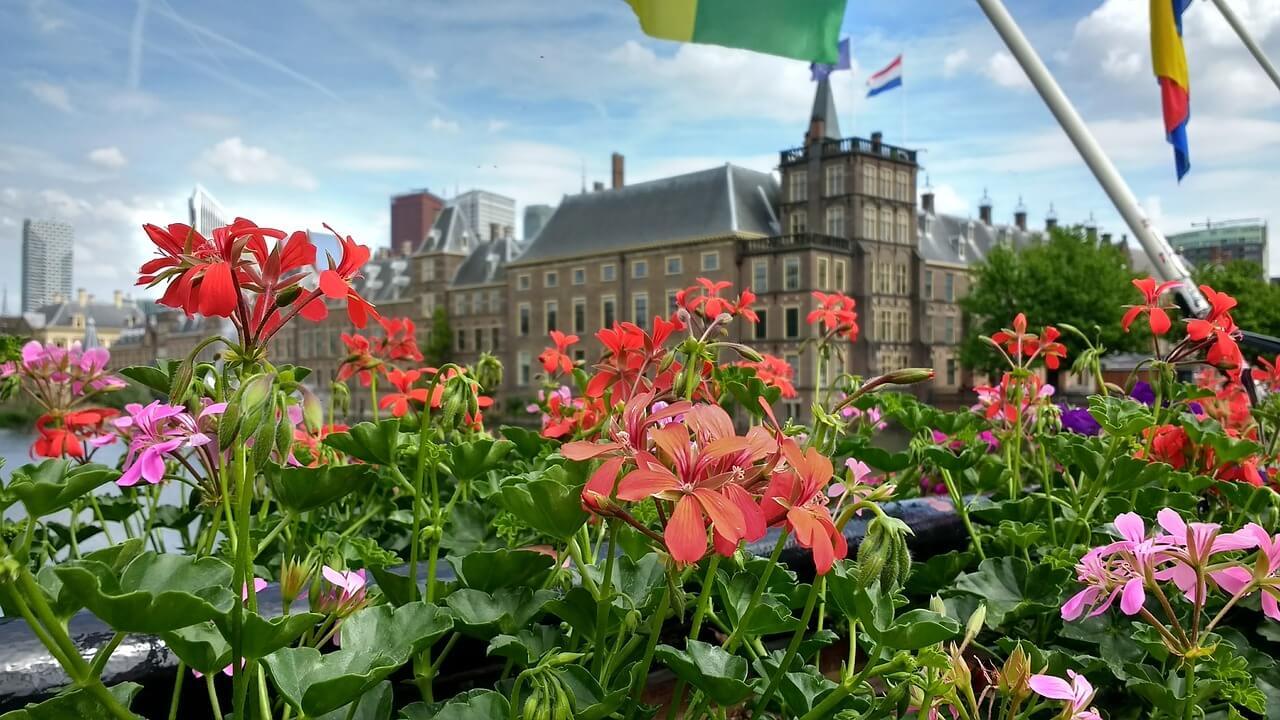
{"left": 21, "top": 219, "right": 74, "bottom": 312}
{"left": 188, "top": 184, "right": 229, "bottom": 237}
{"left": 452, "top": 190, "right": 516, "bottom": 243}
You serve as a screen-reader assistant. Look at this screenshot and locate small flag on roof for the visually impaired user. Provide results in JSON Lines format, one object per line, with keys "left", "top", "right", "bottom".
{"left": 1151, "top": 0, "right": 1192, "bottom": 180}
{"left": 866, "top": 55, "right": 903, "bottom": 97}
{"left": 623, "top": 0, "right": 848, "bottom": 64}
{"left": 811, "top": 38, "right": 852, "bottom": 81}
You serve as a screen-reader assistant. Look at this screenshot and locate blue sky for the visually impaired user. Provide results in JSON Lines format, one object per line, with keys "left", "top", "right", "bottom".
{"left": 2, "top": 0, "right": 1279, "bottom": 307}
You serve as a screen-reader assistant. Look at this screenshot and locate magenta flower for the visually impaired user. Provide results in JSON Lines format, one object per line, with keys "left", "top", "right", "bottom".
{"left": 1153, "top": 508, "right": 1257, "bottom": 602}
{"left": 318, "top": 566, "right": 368, "bottom": 616}
{"left": 114, "top": 400, "right": 225, "bottom": 487}
{"left": 1029, "top": 670, "right": 1102, "bottom": 720}
{"left": 1062, "top": 548, "right": 1128, "bottom": 620}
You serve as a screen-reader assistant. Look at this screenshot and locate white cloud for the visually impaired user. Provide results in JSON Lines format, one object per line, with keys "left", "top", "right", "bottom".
{"left": 1100, "top": 48, "right": 1142, "bottom": 79}
{"left": 942, "top": 49, "right": 970, "bottom": 78}
{"left": 184, "top": 112, "right": 238, "bottom": 132}
{"left": 24, "top": 81, "right": 72, "bottom": 112}
{"left": 487, "top": 119, "right": 509, "bottom": 133}
{"left": 929, "top": 183, "right": 970, "bottom": 216}
{"left": 429, "top": 116, "right": 460, "bottom": 133}
{"left": 196, "top": 137, "right": 318, "bottom": 190}
{"left": 335, "top": 154, "right": 423, "bottom": 172}
{"left": 87, "top": 147, "right": 127, "bottom": 170}
{"left": 408, "top": 64, "right": 438, "bottom": 82}
{"left": 984, "top": 52, "right": 1031, "bottom": 90}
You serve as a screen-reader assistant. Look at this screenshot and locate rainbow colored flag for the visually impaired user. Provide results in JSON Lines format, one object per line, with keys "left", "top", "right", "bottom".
{"left": 1151, "top": 0, "right": 1192, "bottom": 180}
{"left": 623, "top": 0, "right": 848, "bottom": 64}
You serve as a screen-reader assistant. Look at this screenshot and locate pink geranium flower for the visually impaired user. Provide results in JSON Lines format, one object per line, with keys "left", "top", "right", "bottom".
{"left": 114, "top": 400, "right": 226, "bottom": 486}
{"left": 1029, "top": 670, "right": 1102, "bottom": 720}
{"left": 1153, "top": 508, "right": 1257, "bottom": 602}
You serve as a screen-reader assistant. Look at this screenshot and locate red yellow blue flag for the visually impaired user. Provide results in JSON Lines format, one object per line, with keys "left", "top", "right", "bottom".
{"left": 1151, "top": 0, "right": 1192, "bottom": 180}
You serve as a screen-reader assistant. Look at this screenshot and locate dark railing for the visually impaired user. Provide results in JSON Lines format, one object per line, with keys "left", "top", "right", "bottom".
{"left": 780, "top": 136, "right": 917, "bottom": 165}
{"left": 739, "top": 233, "right": 853, "bottom": 254}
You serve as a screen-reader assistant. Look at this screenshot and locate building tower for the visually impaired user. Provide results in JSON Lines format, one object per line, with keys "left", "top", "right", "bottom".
{"left": 21, "top": 219, "right": 73, "bottom": 312}
{"left": 188, "top": 185, "right": 229, "bottom": 237}
{"left": 391, "top": 189, "right": 446, "bottom": 254}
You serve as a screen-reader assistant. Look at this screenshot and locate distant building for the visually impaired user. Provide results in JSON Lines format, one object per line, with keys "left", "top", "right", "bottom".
{"left": 21, "top": 219, "right": 73, "bottom": 312}
{"left": 18, "top": 289, "right": 145, "bottom": 349}
{"left": 1168, "top": 219, "right": 1267, "bottom": 274}
{"left": 391, "top": 190, "right": 446, "bottom": 254}
{"left": 452, "top": 190, "right": 516, "bottom": 244}
{"left": 188, "top": 184, "right": 229, "bottom": 237}
{"left": 523, "top": 204, "right": 556, "bottom": 241}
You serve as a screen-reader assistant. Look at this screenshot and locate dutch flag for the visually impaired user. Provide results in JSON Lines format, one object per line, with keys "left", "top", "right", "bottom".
{"left": 866, "top": 55, "right": 903, "bottom": 97}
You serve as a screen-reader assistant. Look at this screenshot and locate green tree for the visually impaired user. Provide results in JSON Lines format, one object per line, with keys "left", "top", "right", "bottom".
{"left": 959, "top": 225, "right": 1143, "bottom": 375}
{"left": 425, "top": 305, "right": 453, "bottom": 367}
{"left": 1194, "top": 260, "right": 1280, "bottom": 338}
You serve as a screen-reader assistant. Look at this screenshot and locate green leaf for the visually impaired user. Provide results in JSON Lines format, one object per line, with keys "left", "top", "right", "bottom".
{"left": 314, "top": 681, "right": 393, "bottom": 720}
{"left": 497, "top": 467, "right": 589, "bottom": 540}
{"left": 654, "top": 639, "right": 754, "bottom": 706}
{"left": 905, "top": 550, "right": 974, "bottom": 597}
{"left": 444, "top": 588, "right": 554, "bottom": 638}
{"left": 716, "top": 571, "right": 796, "bottom": 637}
{"left": 950, "top": 557, "right": 1069, "bottom": 628}
{"left": 54, "top": 552, "right": 236, "bottom": 633}
{"left": 486, "top": 625, "right": 564, "bottom": 667}
{"left": 263, "top": 602, "right": 453, "bottom": 717}
{"left": 118, "top": 364, "right": 172, "bottom": 394}
{"left": 778, "top": 668, "right": 841, "bottom": 716}
{"left": 879, "top": 610, "right": 960, "bottom": 650}
{"left": 7, "top": 460, "right": 120, "bottom": 518}
{"left": 545, "top": 586, "right": 616, "bottom": 638}
{"left": 552, "top": 665, "right": 628, "bottom": 720}
{"left": 265, "top": 462, "right": 377, "bottom": 514}
{"left": 500, "top": 425, "right": 551, "bottom": 460}
{"left": 447, "top": 438, "right": 514, "bottom": 482}
{"left": 399, "top": 690, "right": 510, "bottom": 720}
{"left": 436, "top": 503, "right": 501, "bottom": 555}
{"left": 607, "top": 552, "right": 668, "bottom": 614}
{"left": 161, "top": 621, "right": 230, "bottom": 676}
{"left": 215, "top": 610, "right": 323, "bottom": 660}
{"left": 323, "top": 419, "right": 403, "bottom": 465}
{"left": 448, "top": 549, "right": 554, "bottom": 593}
{"left": 0, "top": 682, "right": 142, "bottom": 720}
{"left": 1088, "top": 395, "right": 1153, "bottom": 438}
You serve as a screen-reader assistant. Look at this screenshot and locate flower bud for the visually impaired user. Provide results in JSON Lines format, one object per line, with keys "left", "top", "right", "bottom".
{"left": 279, "top": 556, "right": 314, "bottom": 611}
{"left": 856, "top": 515, "right": 913, "bottom": 593}
{"left": 474, "top": 352, "right": 503, "bottom": 393}
{"left": 963, "top": 604, "right": 987, "bottom": 648}
{"left": 217, "top": 401, "right": 242, "bottom": 451}
{"left": 239, "top": 373, "right": 276, "bottom": 412}
{"left": 274, "top": 285, "right": 303, "bottom": 308}
{"left": 929, "top": 595, "right": 947, "bottom": 617}
{"left": 882, "top": 368, "right": 935, "bottom": 386}
{"left": 299, "top": 386, "right": 324, "bottom": 433}
{"left": 997, "top": 645, "right": 1031, "bottom": 702}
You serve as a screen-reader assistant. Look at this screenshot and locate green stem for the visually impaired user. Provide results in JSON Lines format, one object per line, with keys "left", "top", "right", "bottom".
{"left": 753, "top": 575, "right": 825, "bottom": 715}
{"left": 230, "top": 444, "right": 253, "bottom": 719}
{"left": 370, "top": 373, "right": 379, "bottom": 422}
{"left": 1183, "top": 659, "right": 1196, "bottom": 720}
{"left": 723, "top": 529, "right": 788, "bottom": 652}
{"left": 253, "top": 513, "right": 294, "bottom": 560}
{"left": 592, "top": 522, "right": 620, "bottom": 678}
{"left": 667, "top": 553, "right": 722, "bottom": 720}
{"left": 940, "top": 468, "right": 985, "bottom": 560}
{"left": 88, "top": 632, "right": 125, "bottom": 678}
{"left": 205, "top": 674, "right": 223, "bottom": 720}
{"left": 167, "top": 662, "right": 185, "bottom": 720}
{"left": 624, "top": 581, "right": 672, "bottom": 719}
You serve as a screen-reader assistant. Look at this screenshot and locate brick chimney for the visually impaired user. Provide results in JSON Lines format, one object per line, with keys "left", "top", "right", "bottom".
{"left": 611, "top": 152, "right": 625, "bottom": 189}
{"left": 592, "top": 181, "right": 604, "bottom": 192}
{"left": 921, "top": 176, "right": 935, "bottom": 214}
{"left": 1046, "top": 203, "right": 1059, "bottom": 231}
{"left": 77, "top": 288, "right": 88, "bottom": 306}
{"left": 1014, "top": 196, "right": 1028, "bottom": 231}
{"left": 978, "top": 189, "right": 993, "bottom": 225}
{"left": 113, "top": 290, "right": 123, "bottom": 308}
{"left": 870, "top": 131, "right": 883, "bottom": 152}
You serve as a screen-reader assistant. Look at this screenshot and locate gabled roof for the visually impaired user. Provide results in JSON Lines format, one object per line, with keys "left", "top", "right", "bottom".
{"left": 25, "top": 300, "right": 146, "bottom": 330}
{"left": 453, "top": 238, "right": 511, "bottom": 287}
{"left": 513, "top": 164, "right": 779, "bottom": 266}
{"left": 421, "top": 205, "right": 478, "bottom": 255}
{"left": 916, "top": 210, "right": 1040, "bottom": 266}
{"left": 810, "top": 77, "right": 841, "bottom": 141}
{"left": 355, "top": 254, "right": 413, "bottom": 304}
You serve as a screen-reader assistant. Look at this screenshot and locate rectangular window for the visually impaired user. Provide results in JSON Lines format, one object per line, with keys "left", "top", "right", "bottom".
{"left": 490, "top": 289, "right": 502, "bottom": 313}
{"left": 544, "top": 271, "right": 558, "bottom": 288}
{"left": 944, "top": 273, "right": 955, "bottom": 302}
{"left": 896, "top": 171, "right": 909, "bottom": 202}
{"left": 475, "top": 328, "right": 483, "bottom": 351}
{"left": 826, "top": 206, "right": 846, "bottom": 237}
{"left": 573, "top": 348, "right": 586, "bottom": 363}
{"left": 834, "top": 259, "right": 847, "bottom": 291}
{"left": 789, "top": 212, "right": 808, "bottom": 234}
{"left": 701, "top": 251, "right": 720, "bottom": 272}
{"left": 924, "top": 270, "right": 933, "bottom": 299}
{"left": 602, "top": 295, "right": 616, "bottom": 329}
{"left": 817, "top": 257, "right": 830, "bottom": 291}
{"left": 518, "top": 303, "right": 530, "bottom": 336}
{"left": 785, "top": 307, "right": 800, "bottom": 338}
{"left": 896, "top": 311, "right": 909, "bottom": 343}
{"left": 665, "top": 256, "right": 682, "bottom": 275}
{"left": 632, "top": 259, "right": 649, "bottom": 279}
{"left": 896, "top": 264, "right": 908, "bottom": 294}
{"left": 880, "top": 168, "right": 893, "bottom": 197}
{"left": 472, "top": 291, "right": 482, "bottom": 314}
{"left": 863, "top": 207, "right": 877, "bottom": 239}
{"left": 572, "top": 267, "right": 586, "bottom": 285}
{"left": 825, "top": 164, "right": 845, "bottom": 196}
{"left": 945, "top": 316, "right": 955, "bottom": 344}
{"left": 545, "top": 300, "right": 558, "bottom": 333}
{"left": 518, "top": 351, "right": 531, "bottom": 386}
{"left": 784, "top": 257, "right": 801, "bottom": 290}
{"left": 863, "top": 165, "right": 877, "bottom": 196}
{"left": 946, "top": 358, "right": 957, "bottom": 386}
{"left": 422, "top": 260, "right": 436, "bottom": 282}
{"left": 456, "top": 329, "right": 466, "bottom": 352}
{"left": 789, "top": 171, "right": 808, "bottom": 202}
{"left": 752, "top": 259, "right": 768, "bottom": 292}
{"left": 632, "top": 293, "right": 649, "bottom": 329}
{"left": 517, "top": 273, "right": 531, "bottom": 290}
{"left": 491, "top": 327, "right": 500, "bottom": 351}
{"left": 573, "top": 298, "right": 586, "bottom": 334}
{"left": 601, "top": 263, "right": 617, "bottom": 282}
{"left": 754, "top": 309, "right": 768, "bottom": 340}
{"left": 454, "top": 294, "right": 466, "bottom": 316}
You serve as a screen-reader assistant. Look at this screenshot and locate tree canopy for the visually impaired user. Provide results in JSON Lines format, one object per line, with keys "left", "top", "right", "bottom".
{"left": 959, "top": 226, "right": 1144, "bottom": 374}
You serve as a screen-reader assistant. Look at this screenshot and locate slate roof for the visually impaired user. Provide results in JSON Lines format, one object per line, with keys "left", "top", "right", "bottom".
{"left": 355, "top": 254, "right": 413, "bottom": 304}
{"left": 421, "top": 206, "right": 479, "bottom": 255}
{"left": 811, "top": 77, "right": 841, "bottom": 141}
{"left": 916, "top": 210, "right": 1040, "bottom": 266}
{"left": 24, "top": 300, "right": 146, "bottom": 330}
{"left": 453, "top": 238, "right": 511, "bottom": 287}
{"left": 512, "top": 164, "right": 780, "bottom": 266}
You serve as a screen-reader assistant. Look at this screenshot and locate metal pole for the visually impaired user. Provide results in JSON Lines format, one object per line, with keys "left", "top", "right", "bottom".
{"left": 972, "top": 0, "right": 1210, "bottom": 317}
{"left": 1208, "top": 0, "right": 1280, "bottom": 95}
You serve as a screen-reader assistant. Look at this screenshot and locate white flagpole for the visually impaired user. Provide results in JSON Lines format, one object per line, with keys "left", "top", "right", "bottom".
{"left": 1208, "top": 0, "right": 1280, "bottom": 95}
{"left": 901, "top": 54, "right": 908, "bottom": 148}
{"left": 972, "top": 0, "right": 1209, "bottom": 317}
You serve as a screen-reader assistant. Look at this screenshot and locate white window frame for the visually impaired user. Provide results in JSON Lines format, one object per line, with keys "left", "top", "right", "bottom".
{"left": 817, "top": 257, "right": 830, "bottom": 291}
{"left": 572, "top": 266, "right": 586, "bottom": 285}
{"left": 834, "top": 259, "right": 847, "bottom": 292}
{"left": 632, "top": 291, "right": 649, "bottom": 329}
{"left": 601, "top": 263, "right": 617, "bottom": 282}
{"left": 701, "top": 251, "right": 720, "bottom": 272}
{"left": 601, "top": 294, "right": 617, "bottom": 329}
{"left": 517, "top": 302, "right": 531, "bottom": 337}
{"left": 517, "top": 272, "right": 530, "bottom": 291}
{"left": 631, "top": 259, "right": 649, "bottom": 279}
{"left": 783, "top": 305, "right": 801, "bottom": 339}
{"left": 544, "top": 299, "right": 559, "bottom": 334}
{"left": 752, "top": 259, "right": 769, "bottom": 293}
{"left": 572, "top": 296, "right": 587, "bottom": 334}
{"left": 784, "top": 256, "right": 801, "bottom": 291}
{"left": 544, "top": 270, "right": 559, "bottom": 288}
{"left": 665, "top": 255, "right": 683, "bottom": 275}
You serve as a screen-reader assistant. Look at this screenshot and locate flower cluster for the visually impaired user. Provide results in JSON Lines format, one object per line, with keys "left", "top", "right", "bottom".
{"left": 735, "top": 354, "right": 798, "bottom": 399}
{"left": 675, "top": 278, "right": 758, "bottom": 324}
{"left": 336, "top": 316, "right": 425, "bottom": 387}
{"left": 989, "top": 313, "right": 1067, "bottom": 369}
{"left": 113, "top": 400, "right": 226, "bottom": 487}
{"left": 2, "top": 341, "right": 127, "bottom": 459}
{"left": 807, "top": 291, "right": 859, "bottom": 342}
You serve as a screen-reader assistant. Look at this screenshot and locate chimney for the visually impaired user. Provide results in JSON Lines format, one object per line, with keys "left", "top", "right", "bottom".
{"left": 1014, "top": 196, "right": 1028, "bottom": 231}
{"left": 1101, "top": 232, "right": 1112, "bottom": 245}
{"left": 920, "top": 175, "right": 935, "bottom": 214}
{"left": 489, "top": 222, "right": 500, "bottom": 241}
{"left": 1046, "top": 203, "right": 1059, "bottom": 231}
{"left": 978, "top": 189, "right": 993, "bottom": 226}
{"left": 611, "top": 152, "right": 625, "bottom": 189}
{"left": 77, "top": 288, "right": 88, "bottom": 307}
{"left": 113, "top": 290, "right": 123, "bottom": 308}
{"left": 399, "top": 241, "right": 413, "bottom": 256}
{"left": 1084, "top": 213, "right": 1098, "bottom": 242}
{"left": 592, "top": 181, "right": 604, "bottom": 192}
{"left": 870, "top": 131, "right": 883, "bottom": 152}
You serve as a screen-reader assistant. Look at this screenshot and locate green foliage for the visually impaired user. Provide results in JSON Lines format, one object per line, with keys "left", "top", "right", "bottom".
{"left": 1195, "top": 260, "right": 1280, "bottom": 337}
{"left": 959, "top": 225, "right": 1143, "bottom": 373}
{"left": 424, "top": 306, "right": 453, "bottom": 368}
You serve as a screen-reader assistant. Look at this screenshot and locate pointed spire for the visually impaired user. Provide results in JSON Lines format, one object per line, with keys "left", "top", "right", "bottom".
{"left": 808, "top": 76, "right": 841, "bottom": 142}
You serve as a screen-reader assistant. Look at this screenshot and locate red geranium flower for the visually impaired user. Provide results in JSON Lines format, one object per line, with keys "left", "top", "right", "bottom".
{"left": 761, "top": 440, "right": 847, "bottom": 574}
{"left": 378, "top": 369, "right": 428, "bottom": 417}
{"left": 1254, "top": 355, "right": 1280, "bottom": 392}
{"left": 1122, "top": 277, "right": 1180, "bottom": 335}
{"left": 297, "top": 225, "right": 378, "bottom": 329}
{"left": 1039, "top": 326, "right": 1067, "bottom": 370}
{"left": 380, "top": 317, "right": 424, "bottom": 363}
{"left": 991, "top": 313, "right": 1038, "bottom": 360}
{"left": 1186, "top": 285, "right": 1243, "bottom": 375}
{"left": 32, "top": 408, "right": 119, "bottom": 459}
{"left": 736, "top": 354, "right": 797, "bottom": 399}
{"left": 807, "top": 292, "right": 859, "bottom": 342}
{"left": 336, "top": 334, "right": 384, "bottom": 387}
{"left": 677, "top": 278, "right": 758, "bottom": 323}
{"left": 538, "top": 330, "right": 579, "bottom": 375}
